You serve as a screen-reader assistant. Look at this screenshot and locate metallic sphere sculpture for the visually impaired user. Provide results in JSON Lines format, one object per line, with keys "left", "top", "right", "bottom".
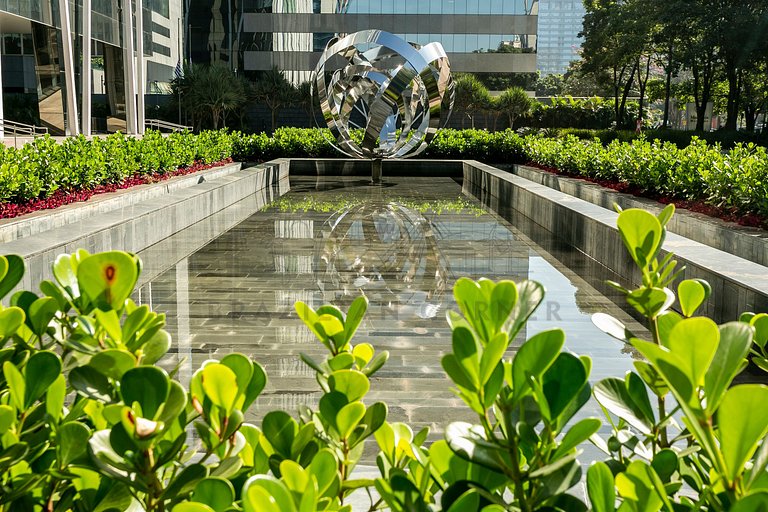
{"left": 312, "top": 30, "right": 454, "bottom": 159}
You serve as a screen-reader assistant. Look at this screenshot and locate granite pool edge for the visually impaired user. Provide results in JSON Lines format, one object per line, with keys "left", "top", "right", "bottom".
{"left": 463, "top": 160, "right": 768, "bottom": 321}
{"left": 7, "top": 160, "right": 289, "bottom": 294}
{"left": 511, "top": 164, "right": 768, "bottom": 268}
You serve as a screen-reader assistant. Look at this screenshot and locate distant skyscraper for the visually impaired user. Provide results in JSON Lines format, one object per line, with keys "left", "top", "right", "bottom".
{"left": 536, "top": 0, "right": 585, "bottom": 76}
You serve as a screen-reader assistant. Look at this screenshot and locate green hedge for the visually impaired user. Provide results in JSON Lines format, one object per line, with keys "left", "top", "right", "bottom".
{"left": 523, "top": 135, "right": 768, "bottom": 217}
{"left": 0, "top": 130, "right": 233, "bottom": 204}
{"left": 558, "top": 127, "right": 768, "bottom": 149}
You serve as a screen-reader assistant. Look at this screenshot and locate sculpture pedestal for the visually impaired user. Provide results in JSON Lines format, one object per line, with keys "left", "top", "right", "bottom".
{"left": 371, "top": 159, "right": 383, "bottom": 184}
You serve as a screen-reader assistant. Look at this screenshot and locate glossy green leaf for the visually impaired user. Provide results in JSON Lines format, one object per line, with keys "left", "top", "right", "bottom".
{"left": 46, "top": 374, "right": 66, "bottom": 421}
{"left": 489, "top": 280, "right": 518, "bottom": 333}
{"left": 336, "top": 402, "right": 366, "bottom": 439}
{"left": 191, "top": 477, "right": 235, "bottom": 512}
{"left": 452, "top": 326, "right": 480, "bottom": 387}
{"left": 615, "top": 461, "right": 668, "bottom": 512}
{"left": 24, "top": 350, "right": 61, "bottom": 408}
{"left": 651, "top": 449, "right": 678, "bottom": 483}
{"left": 328, "top": 369, "right": 369, "bottom": 402}
{"left": 242, "top": 475, "right": 297, "bottom": 512}
{"left": 53, "top": 253, "right": 80, "bottom": 297}
{"left": 542, "top": 352, "right": 588, "bottom": 422}
{"left": 120, "top": 366, "right": 170, "bottom": 419}
{"left": 0, "top": 255, "right": 24, "bottom": 300}
{"left": 718, "top": 384, "right": 768, "bottom": 485}
{"left": 308, "top": 448, "right": 340, "bottom": 498}
{"left": 552, "top": 418, "right": 601, "bottom": 460}
{"left": 480, "top": 332, "right": 508, "bottom": 386}
{"left": 0, "top": 306, "right": 24, "bottom": 340}
{"left": 617, "top": 209, "right": 663, "bottom": 269}
{"left": 344, "top": 296, "right": 368, "bottom": 343}
{"left": 262, "top": 411, "right": 297, "bottom": 457}
{"left": 678, "top": 279, "right": 711, "bottom": 317}
{"left": 704, "top": 322, "right": 753, "bottom": 413}
{"left": 90, "top": 350, "right": 137, "bottom": 380}
{"left": 665, "top": 317, "right": 719, "bottom": 387}
{"left": 57, "top": 421, "right": 91, "bottom": 466}
{"left": 26, "top": 297, "right": 58, "bottom": 336}
{"left": 626, "top": 287, "right": 675, "bottom": 319}
{"left": 201, "top": 363, "right": 238, "bottom": 414}
{"left": 446, "top": 421, "right": 508, "bottom": 473}
{"left": 1, "top": 362, "right": 23, "bottom": 410}
{"left": 70, "top": 365, "right": 112, "bottom": 402}
{"left": 0, "top": 405, "right": 15, "bottom": 435}
{"left": 509, "top": 280, "right": 545, "bottom": 340}
{"left": 172, "top": 504, "right": 215, "bottom": 512}
{"left": 511, "top": 328, "right": 565, "bottom": 403}
{"left": 442, "top": 354, "right": 477, "bottom": 392}
{"left": 594, "top": 377, "right": 653, "bottom": 435}
{"left": 587, "top": 462, "right": 615, "bottom": 512}
{"left": 592, "top": 313, "right": 635, "bottom": 342}
{"left": 77, "top": 251, "right": 138, "bottom": 310}
{"left": 730, "top": 492, "right": 768, "bottom": 512}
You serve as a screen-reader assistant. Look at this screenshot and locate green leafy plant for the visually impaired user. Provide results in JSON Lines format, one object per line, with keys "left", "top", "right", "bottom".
{"left": 590, "top": 205, "right": 768, "bottom": 511}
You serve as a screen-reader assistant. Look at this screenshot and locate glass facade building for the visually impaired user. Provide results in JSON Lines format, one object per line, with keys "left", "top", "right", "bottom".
{"left": 0, "top": 0, "right": 183, "bottom": 135}
{"left": 188, "top": 0, "right": 538, "bottom": 87}
{"left": 536, "top": 0, "right": 584, "bottom": 76}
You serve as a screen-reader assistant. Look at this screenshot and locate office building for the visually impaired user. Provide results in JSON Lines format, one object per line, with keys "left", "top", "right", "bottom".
{"left": 536, "top": 0, "right": 585, "bottom": 76}
{"left": 188, "top": 0, "right": 539, "bottom": 87}
{"left": 0, "top": 0, "right": 183, "bottom": 136}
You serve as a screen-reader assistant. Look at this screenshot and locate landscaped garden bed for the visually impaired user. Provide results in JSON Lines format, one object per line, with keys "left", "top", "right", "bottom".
{"left": 3, "top": 128, "right": 767, "bottom": 230}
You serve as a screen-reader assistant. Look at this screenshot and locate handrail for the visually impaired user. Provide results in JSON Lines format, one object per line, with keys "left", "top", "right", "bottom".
{"left": 0, "top": 119, "right": 49, "bottom": 137}
{"left": 145, "top": 119, "right": 192, "bottom": 132}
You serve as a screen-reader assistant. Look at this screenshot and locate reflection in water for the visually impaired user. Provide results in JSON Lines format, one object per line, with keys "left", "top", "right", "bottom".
{"left": 318, "top": 201, "right": 448, "bottom": 320}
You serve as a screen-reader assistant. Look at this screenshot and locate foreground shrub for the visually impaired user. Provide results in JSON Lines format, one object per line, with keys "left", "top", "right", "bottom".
{"left": 0, "top": 204, "right": 767, "bottom": 510}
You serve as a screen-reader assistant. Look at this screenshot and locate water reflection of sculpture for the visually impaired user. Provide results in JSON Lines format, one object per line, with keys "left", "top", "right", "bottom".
{"left": 317, "top": 201, "right": 448, "bottom": 321}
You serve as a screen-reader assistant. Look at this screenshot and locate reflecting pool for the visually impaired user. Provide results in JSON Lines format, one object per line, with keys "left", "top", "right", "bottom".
{"left": 135, "top": 175, "right": 646, "bottom": 439}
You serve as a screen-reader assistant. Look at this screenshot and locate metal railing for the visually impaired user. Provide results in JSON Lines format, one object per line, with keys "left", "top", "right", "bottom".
{"left": 145, "top": 119, "right": 192, "bottom": 132}
{"left": 0, "top": 119, "right": 49, "bottom": 137}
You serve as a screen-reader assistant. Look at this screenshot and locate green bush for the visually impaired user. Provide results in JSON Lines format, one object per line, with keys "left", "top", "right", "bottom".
{"left": 558, "top": 127, "right": 768, "bottom": 149}
{"left": 0, "top": 130, "right": 234, "bottom": 204}
{"left": 1, "top": 205, "right": 768, "bottom": 510}
{"left": 523, "top": 134, "right": 768, "bottom": 218}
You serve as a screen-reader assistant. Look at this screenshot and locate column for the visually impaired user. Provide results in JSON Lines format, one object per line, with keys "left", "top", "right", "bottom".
{"left": 122, "top": 0, "right": 139, "bottom": 134}
{"left": 81, "top": 0, "right": 92, "bottom": 136}
{"left": 135, "top": 0, "right": 145, "bottom": 134}
{"left": 0, "top": 44, "right": 4, "bottom": 138}
{"left": 58, "top": 0, "right": 80, "bottom": 135}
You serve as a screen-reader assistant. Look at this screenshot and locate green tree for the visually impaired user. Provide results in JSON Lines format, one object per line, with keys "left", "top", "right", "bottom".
{"left": 174, "top": 62, "right": 247, "bottom": 130}
{"left": 453, "top": 74, "right": 490, "bottom": 129}
{"left": 497, "top": 86, "right": 532, "bottom": 129}
{"left": 251, "top": 67, "right": 298, "bottom": 132}
{"left": 580, "top": 0, "right": 645, "bottom": 128}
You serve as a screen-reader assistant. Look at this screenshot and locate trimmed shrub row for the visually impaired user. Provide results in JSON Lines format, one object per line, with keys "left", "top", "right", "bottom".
{"left": 2, "top": 127, "right": 767, "bottom": 222}
{"left": 0, "top": 130, "right": 233, "bottom": 204}
{"left": 523, "top": 135, "right": 768, "bottom": 218}
{"left": 558, "top": 127, "right": 768, "bottom": 149}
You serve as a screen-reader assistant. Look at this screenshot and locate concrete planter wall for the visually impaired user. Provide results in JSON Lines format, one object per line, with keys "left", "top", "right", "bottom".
{"left": 3, "top": 160, "right": 289, "bottom": 296}
{"left": 463, "top": 161, "right": 768, "bottom": 322}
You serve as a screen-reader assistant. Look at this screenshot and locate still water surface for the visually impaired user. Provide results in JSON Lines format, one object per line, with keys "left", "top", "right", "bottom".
{"left": 135, "top": 175, "right": 646, "bottom": 439}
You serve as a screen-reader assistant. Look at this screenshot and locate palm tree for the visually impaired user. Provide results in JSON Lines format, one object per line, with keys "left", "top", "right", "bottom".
{"left": 497, "top": 86, "right": 533, "bottom": 129}
{"left": 173, "top": 62, "right": 247, "bottom": 130}
{"left": 251, "top": 67, "right": 298, "bottom": 132}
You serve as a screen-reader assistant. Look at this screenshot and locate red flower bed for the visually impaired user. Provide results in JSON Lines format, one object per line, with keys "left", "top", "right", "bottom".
{"left": 0, "top": 159, "right": 233, "bottom": 220}
{"left": 526, "top": 162, "right": 767, "bottom": 230}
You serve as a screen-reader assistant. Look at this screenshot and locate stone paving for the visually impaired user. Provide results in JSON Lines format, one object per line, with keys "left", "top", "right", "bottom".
{"left": 136, "top": 175, "right": 647, "bottom": 447}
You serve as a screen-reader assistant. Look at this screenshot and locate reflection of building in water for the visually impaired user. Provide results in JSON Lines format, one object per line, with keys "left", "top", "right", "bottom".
{"left": 188, "top": 0, "right": 538, "bottom": 86}
{"left": 0, "top": 0, "right": 183, "bottom": 136}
